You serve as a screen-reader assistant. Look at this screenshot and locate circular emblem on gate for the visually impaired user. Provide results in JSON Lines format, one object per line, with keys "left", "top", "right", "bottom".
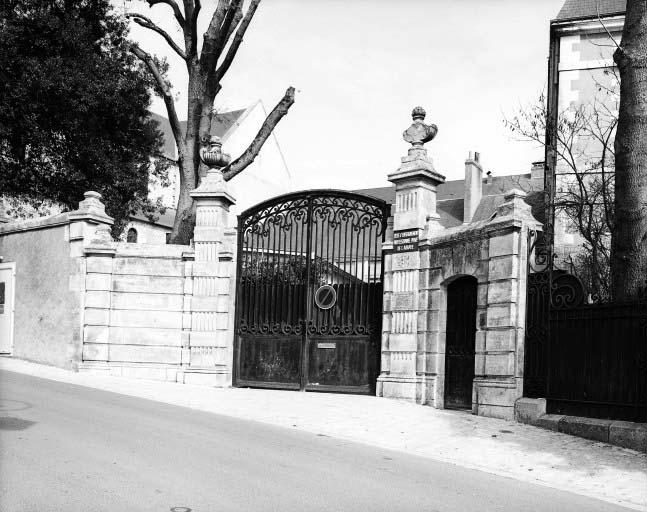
{"left": 314, "top": 285, "right": 337, "bottom": 310}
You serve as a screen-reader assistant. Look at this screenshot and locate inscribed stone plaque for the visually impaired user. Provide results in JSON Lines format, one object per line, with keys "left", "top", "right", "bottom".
{"left": 393, "top": 252, "right": 419, "bottom": 270}
{"left": 392, "top": 292, "right": 415, "bottom": 311}
{"left": 393, "top": 229, "right": 419, "bottom": 253}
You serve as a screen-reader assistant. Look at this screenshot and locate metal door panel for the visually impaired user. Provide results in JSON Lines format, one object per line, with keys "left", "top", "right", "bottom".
{"left": 234, "top": 190, "right": 388, "bottom": 393}
{"left": 444, "top": 276, "right": 477, "bottom": 409}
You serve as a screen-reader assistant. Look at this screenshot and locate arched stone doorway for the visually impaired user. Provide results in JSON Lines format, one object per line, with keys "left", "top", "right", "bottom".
{"left": 444, "top": 275, "right": 478, "bottom": 409}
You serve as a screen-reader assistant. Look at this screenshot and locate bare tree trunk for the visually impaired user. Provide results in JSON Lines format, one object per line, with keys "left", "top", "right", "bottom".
{"left": 129, "top": 0, "right": 295, "bottom": 245}
{"left": 611, "top": 0, "right": 647, "bottom": 301}
{"left": 169, "top": 68, "right": 203, "bottom": 244}
{"left": 172, "top": 148, "right": 198, "bottom": 244}
{"left": 172, "top": 167, "right": 196, "bottom": 244}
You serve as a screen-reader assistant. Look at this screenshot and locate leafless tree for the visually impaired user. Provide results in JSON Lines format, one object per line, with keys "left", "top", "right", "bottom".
{"left": 127, "top": 0, "right": 296, "bottom": 243}
{"left": 505, "top": 74, "right": 617, "bottom": 299}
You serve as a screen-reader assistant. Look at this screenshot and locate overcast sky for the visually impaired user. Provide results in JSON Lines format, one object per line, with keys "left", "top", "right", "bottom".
{"left": 123, "top": 0, "right": 566, "bottom": 189}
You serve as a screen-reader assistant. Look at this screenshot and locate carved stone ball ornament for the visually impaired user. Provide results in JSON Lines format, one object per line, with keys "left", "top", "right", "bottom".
{"left": 199, "top": 135, "right": 231, "bottom": 169}
{"left": 402, "top": 106, "right": 438, "bottom": 147}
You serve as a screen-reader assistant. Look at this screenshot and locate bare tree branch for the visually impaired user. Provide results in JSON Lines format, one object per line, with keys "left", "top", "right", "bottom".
{"left": 126, "top": 13, "right": 187, "bottom": 60}
{"left": 186, "top": 0, "right": 201, "bottom": 58}
{"left": 223, "top": 86, "right": 296, "bottom": 180}
{"left": 200, "top": 0, "right": 230, "bottom": 71}
{"left": 597, "top": 0, "right": 622, "bottom": 51}
{"left": 222, "top": 3, "right": 244, "bottom": 50}
{"left": 216, "top": 0, "right": 260, "bottom": 81}
{"left": 215, "top": 0, "right": 244, "bottom": 57}
{"left": 148, "top": 0, "right": 186, "bottom": 27}
{"left": 130, "top": 44, "right": 183, "bottom": 154}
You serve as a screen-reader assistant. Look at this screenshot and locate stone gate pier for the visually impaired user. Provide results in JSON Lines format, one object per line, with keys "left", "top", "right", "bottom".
{"left": 377, "top": 108, "right": 540, "bottom": 420}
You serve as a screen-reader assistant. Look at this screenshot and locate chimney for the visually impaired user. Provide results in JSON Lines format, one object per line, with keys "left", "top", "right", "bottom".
{"left": 463, "top": 151, "right": 483, "bottom": 223}
{"left": 531, "top": 161, "right": 545, "bottom": 190}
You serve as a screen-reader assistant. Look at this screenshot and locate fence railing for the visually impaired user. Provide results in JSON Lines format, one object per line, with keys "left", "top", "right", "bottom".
{"left": 524, "top": 270, "right": 647, "bottom": 422}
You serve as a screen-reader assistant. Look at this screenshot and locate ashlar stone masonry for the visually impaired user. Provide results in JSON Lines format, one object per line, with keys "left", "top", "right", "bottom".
{"left": 377, "top": 108, "right": 541, "bottom": 420}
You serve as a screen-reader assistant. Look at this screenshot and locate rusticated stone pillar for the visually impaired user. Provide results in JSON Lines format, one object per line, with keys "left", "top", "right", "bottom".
{"left": 377, "top": 107, "right": 446, "bottom": 403}
{"left": 179, "top": 137, "right": 236, "bottom": 386}
{"left": 71, "top": 192, "right": 115, "bottom": 369}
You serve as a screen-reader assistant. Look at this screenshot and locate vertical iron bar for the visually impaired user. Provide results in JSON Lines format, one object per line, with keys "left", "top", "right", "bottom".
{"left": 360, "top": 221, "right": 367, "bottom": 328}
{"left": 302, "top": 196, "right": 314, "bottom": 390}
{"left": 271, "top": 214, "right": 278, "bottom": 330}
{"left": 233, "top": 216, "right": 245, "bottom": 386}
{"left": 346, "top": 215, "right": 355, "bottom": 329}
{"left": 325, "top": 209, "right": 331, "bottom": 331}
{"left": 314, "top": 204, "right": 321, "bottom": 327}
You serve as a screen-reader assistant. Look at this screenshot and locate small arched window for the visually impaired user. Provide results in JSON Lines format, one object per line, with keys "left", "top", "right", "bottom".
{"left": 126, "top": 228, "right": 138, "bottom": 243}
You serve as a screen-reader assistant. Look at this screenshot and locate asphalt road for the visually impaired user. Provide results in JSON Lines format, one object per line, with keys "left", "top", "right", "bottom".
{"left": 0, "top": 370, "right": 633, "bottom": 512}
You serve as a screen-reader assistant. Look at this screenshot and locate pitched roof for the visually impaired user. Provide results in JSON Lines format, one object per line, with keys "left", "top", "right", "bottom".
{"left": 150, "top": 108, "right": 247, "bottom": 161}
{"left": 130, "top": 208, "right": 176, "bottom": 228}
{"left": 355, "top": 174, "right": 532, "bottom": 205}
{"left": 354, "top": 173, "right": 537, "bottom": 228}
{"left": 555, "top": 0, "right": 625, "bottom": 21}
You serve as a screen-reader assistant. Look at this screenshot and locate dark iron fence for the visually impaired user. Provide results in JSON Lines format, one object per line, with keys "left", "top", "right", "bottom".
{"left": 525, "top": 232, "right": 647, "bottom": 422}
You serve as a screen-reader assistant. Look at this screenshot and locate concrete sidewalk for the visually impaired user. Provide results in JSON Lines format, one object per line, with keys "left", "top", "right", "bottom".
{"left": 2, "top": 357, "right": 646, "bottom": 511}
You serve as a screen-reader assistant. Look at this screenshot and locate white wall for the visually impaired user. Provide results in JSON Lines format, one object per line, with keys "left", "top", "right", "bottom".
{"left": 121, "top": 220, "right": 170, "bottom": 245}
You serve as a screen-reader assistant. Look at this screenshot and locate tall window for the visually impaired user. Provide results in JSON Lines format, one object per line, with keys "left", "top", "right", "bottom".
{"left": 126, "top": 228, "right": 138, "bottom": 243}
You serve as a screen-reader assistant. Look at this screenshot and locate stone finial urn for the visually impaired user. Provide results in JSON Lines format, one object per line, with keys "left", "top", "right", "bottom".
{"left": 199, "top": 136, "right": 231, "bottom": 169}
{"left": 191, "top": 135, "right": 235, "bottom": 205}
{"left": 403, "top": 106, "right": 438, "bottom": 148}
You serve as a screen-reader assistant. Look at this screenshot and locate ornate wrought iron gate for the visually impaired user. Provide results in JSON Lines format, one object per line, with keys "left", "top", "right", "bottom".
{"left": 234, "top": 190, "right": 389, "bottom": 394}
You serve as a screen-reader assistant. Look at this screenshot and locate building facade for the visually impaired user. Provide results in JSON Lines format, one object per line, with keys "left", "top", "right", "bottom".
{"left": 546, "top": 0, "right": 624, "bottom": 294}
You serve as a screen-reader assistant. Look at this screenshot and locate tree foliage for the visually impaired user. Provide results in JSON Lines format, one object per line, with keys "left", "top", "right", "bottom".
{"left": 0, "top": 0, "right": 168, "bottom": 236}
{"left": 127, "top": 0, "right": 296, "bottom": 244}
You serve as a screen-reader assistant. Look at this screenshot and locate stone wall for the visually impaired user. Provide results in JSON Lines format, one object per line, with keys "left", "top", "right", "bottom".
{"left": 78, "top": 170, "right": 237, "bottom": 385}
{"left": 0, "top": 186, "right": 238, "bottom": 386}
{"left": 0, "top": 218, "right": 80, "bottom": 368}
{"left": 0, "top": 193, "right": 114, "bottom": 369}
{"left": 376, "top": 110, "right": 540, "bottom": 420}
{"left": 121, "top": 218, "right": 170, "bottom": 244}
{"left": 78, "top": 242, "right": 192, "bottom": 381}
{"left": 378, "top": 191, "right": 539, "bottom": 420}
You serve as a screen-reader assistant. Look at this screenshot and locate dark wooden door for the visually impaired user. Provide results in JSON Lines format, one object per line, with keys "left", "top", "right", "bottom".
{"left": 234, "top": 190, "right": 389, "bottom": 394}
{"left": 445, "top": 276, "right": 477, "bottom": 409}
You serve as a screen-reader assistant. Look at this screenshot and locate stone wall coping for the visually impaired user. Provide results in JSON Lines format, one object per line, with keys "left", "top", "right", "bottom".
{"left": 113, "top": 242, "right": 191, "bottom": 259}
{"left": 84, "top": 245, "right": 117, "bottom": 257}
{"left": 67, "top": 211, "right": 114, "bottom": 225}
{"left": 419, "top": 215, "right": 538, "bottom": 250}
{"left": 473, "top": 377, "right": 517, "bottom": 387}
{"left": 0, "top": 195, "right": 117, "bottom": 237}
{"left": 0, "top": 212, "right": 71, "bottom": 235}
{"left": 388, "top": 166, "right": 446, "bottom": 186}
